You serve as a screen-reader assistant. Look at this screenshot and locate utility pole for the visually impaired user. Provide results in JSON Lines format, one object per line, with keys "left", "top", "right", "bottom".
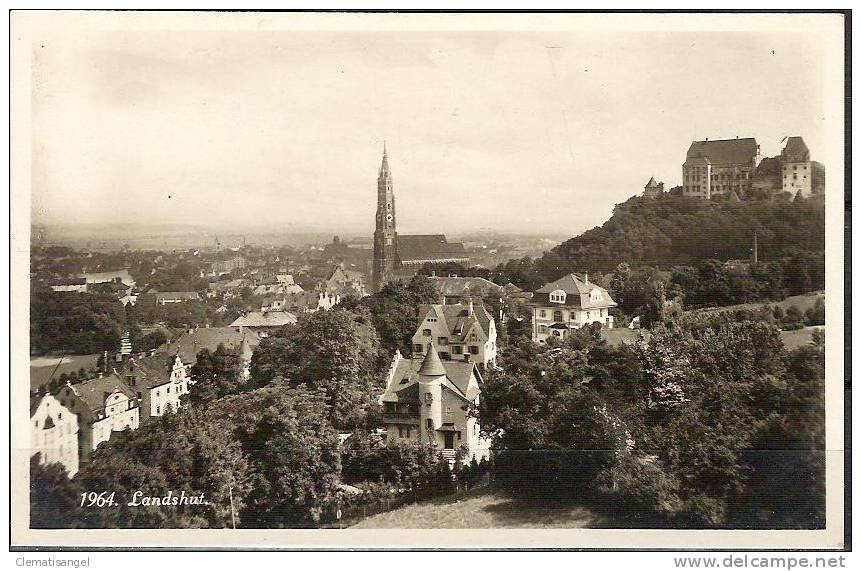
{"left": 228, "top": 483, "right": 236, "bottom": 529}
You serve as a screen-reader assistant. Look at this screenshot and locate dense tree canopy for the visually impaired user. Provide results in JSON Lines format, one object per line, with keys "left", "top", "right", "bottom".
{"left": 250, "top": 308, "right": 384, "bottom": 430}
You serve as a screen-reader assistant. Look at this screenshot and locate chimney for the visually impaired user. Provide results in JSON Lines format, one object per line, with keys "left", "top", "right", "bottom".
{"left": 468, "top": 298, "right": 474, "bottom": 316}
{"left": 584, "top": 273, "right": 589, "bottom": 284}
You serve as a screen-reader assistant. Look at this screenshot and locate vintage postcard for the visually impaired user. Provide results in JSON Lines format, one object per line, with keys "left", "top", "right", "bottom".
{"left": 9, "top": 10, "right": 848, "bottom": 550}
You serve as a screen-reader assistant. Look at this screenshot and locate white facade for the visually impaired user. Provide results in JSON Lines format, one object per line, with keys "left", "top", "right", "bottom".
{"left": 30, "top": 395, "right": 79, "bottom": 478}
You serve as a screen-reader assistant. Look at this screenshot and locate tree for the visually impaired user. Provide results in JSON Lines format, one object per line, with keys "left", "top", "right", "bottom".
{"left": 250, "top": 308, "right": 383, "bottom": 430}
{"left": 189, "top": 344, "right": 245, "bottom": 406}
{"left": 215, "top": 384, "right": 342, "bottom": 527}
{"left": 30, "top": 457, "right": 83, "bottom": 529}
{"left": 357, "top": 275, "right": 440, "bottom": 355}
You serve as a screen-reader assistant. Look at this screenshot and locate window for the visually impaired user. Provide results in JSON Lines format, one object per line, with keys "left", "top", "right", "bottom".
{"left": 406, "top": 427, "right": 411, "bottom": 438}
{"left": 452, "top": 345, "right": 463, "bottom": 355}
{"left": 422, "top": 328, "right": 431, "bottom": 336}
{"left": 445, "top": 406, "right": 452, "bottom": 416}
{"left": 413, "top": 343, "right": 424, "bottom": 354}
{"left": 58, "top": 412, "right": 62, "bottom": 420}
{"left": 469, "top": 345, "right": 479, "bottom": 355}
{"left": 438, "top": 337, "right": 448, "bottom": 346}
{"left": 398, "top": 426, "right": 404, "bottom": 438}
{"left": 156, "top": 406, "right": 161, "bottom": 415}
{"left": 167, "top": 386, "right": 171, "bottom": 394}
{"left": 539, "top": 310, "right": 547, "bottom": 318}
{"left": 553, "top": 310, "right": 563, "bottom": 322}
{"left": 425, "top": 392, "right": 433, "bottom": 404}
{"left": 549, "top": 289, "right": 567, "bottom": 304}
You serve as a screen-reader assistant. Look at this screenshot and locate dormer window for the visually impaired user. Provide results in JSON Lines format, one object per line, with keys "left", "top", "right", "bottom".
{"left": 589, "top": 288, "right": 603, "bottom": 303}
{"left": 549, "top": 289, "right": 567, "bottom": 304}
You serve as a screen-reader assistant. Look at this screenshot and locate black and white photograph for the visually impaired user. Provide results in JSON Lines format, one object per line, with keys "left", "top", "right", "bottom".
{"left": 9, "top": 9, "right": 848, "bottom": 552}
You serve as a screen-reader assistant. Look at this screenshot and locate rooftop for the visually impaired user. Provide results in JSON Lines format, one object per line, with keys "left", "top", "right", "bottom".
{"left": 686, "top": 138, "right": 759, "bottom": 165}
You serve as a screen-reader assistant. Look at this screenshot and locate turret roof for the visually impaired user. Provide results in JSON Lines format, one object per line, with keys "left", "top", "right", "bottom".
{"left": 418, "top": 343, "right": 447, "bottom": 377}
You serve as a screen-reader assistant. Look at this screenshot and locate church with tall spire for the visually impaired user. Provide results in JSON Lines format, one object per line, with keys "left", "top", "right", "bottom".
{"left": 371, "top": 144, "right": 470, "bottom": 293}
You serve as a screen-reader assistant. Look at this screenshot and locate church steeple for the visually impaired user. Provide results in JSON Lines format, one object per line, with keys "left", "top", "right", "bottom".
{"left": 372, "top": 143, "right": 397, "bottom": 293}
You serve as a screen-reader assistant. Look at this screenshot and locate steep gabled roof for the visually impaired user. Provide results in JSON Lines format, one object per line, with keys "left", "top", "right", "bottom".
{"left": 156, "top": 327, "right": 261, "bottom": 364}
{"left": 230, "top": 311, "right": 297, "bottom": 328}
{"left": 121, "top": 355, "right": 172, "bottom": 390}
{"left": 428, "top": 276, "right": 504, "bottom": 298}
{"left": 64, "top": 373, "right": 137, "bottom": 415}
{"left": 686, "top": 138, "right": 758, "bottom": 165}
{"left": 534, "top": 273, "right": 617, "bottom": 309}
{"left": 383, "top": 355, "right": 481, "bottom": 403}
{"left": 781, "top": 136, "right": 810, "bottom": 161}
{"left": 645, "top": 177, "right": 660, "bottom": 188}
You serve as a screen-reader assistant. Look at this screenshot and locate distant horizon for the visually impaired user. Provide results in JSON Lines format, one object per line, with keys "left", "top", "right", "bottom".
{"left": 29, "top": 17, "right": 827, "bottom": 235}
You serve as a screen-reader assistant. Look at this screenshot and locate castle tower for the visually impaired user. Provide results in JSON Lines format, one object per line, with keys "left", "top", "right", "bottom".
{"left": 418, "top": 342, "right": 446, "bottom": 446}
{"left": 372, "top": 143, "right": 398, "bottom": 292}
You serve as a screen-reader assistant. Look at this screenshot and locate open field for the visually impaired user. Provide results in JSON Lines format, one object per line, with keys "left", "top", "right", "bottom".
{"left": 693, "top": 291, "right": 824, "bottom": 316}
{"left": 352, "top": 487, "right": 611, "bottom": 529}
{"left": 30, "top": 353, "right": 100, "bottom": 392}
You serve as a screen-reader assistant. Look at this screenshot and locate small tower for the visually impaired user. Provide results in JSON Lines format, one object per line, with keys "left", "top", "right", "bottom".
{"left": 417, "top": 343, "right": 446, "bottom": 447}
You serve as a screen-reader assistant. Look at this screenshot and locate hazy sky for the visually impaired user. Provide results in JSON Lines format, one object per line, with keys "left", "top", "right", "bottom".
{"left": 29, "top": 19, "right": 831, "bottom": 235}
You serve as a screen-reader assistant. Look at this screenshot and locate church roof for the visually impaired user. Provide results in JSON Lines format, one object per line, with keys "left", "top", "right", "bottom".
{"left": 686, "top": 138, "right": 758, "bottom": 165}
{"left": 397, "top": 235, "right": 468, "bottom": 263}
{"left": 418, "top": 343, "right": 447, "bottom": 377}
{"left": 645, "top": 177, "right": 660, "bottom": 188}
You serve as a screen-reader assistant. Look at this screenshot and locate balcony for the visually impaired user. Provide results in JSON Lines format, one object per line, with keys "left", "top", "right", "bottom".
{"left": 383, "top": 410, "right": 419, "bottom": 422}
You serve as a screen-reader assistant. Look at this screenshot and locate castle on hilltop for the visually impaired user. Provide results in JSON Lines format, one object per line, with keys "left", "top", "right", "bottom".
{"left": 678, "top": 136, "right": 824, "bottom": 201}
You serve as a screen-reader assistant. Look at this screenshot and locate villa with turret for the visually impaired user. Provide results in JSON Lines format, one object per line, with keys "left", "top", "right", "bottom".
{"left": 381, "top": 344, "right": 490, "bottom": 464}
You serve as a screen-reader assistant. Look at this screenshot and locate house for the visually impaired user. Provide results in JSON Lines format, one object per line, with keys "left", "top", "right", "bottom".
{"left": 324, "top": 266, "right": 368, "bottom": 298}
{"left": 381, "top": 345, "right": 490, "bottom": 464}
{"left": 119, "top": 355, "right": 189, "bottom": 424}
{"left": 30, "top": 394, "right": 79, "bottom": 477}
{"left": 230, "top": 310, "right": 298, "bottom": 336}
{"left": 412, "top": 300, "right": 497, "bottom": 368}
{"left": 530, "top": 273, "right": 618, "bottom": 343}
{"left": 682, "top": 137, "right": 761, "bottom": 199}
{"left": 155, "top": 326, "right": 261, "bottom": 368}
{"left": 56, "top": 374, "right": 140, "bottom": 461}
{"left": 50, "top": 278, "right": 87, "bottom": 293}
{"left": 80, "top": 269, "right": 136, "bottom": 288}
{"left": 154, "top": 291, "right": 200, "bottom": 305}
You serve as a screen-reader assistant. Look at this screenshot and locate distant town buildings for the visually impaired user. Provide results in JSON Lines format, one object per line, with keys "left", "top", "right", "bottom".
{"left": 154, "top": 291, "right": 201, "bottom": 305}
{"left": 372, "top": 145, "right": 469, "bottom": 292}
{"left": 530, "top": 273, "right": 618, "bottom": 343}
{"left": 30, "top": 394, "right": 79, "bottom": 478}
